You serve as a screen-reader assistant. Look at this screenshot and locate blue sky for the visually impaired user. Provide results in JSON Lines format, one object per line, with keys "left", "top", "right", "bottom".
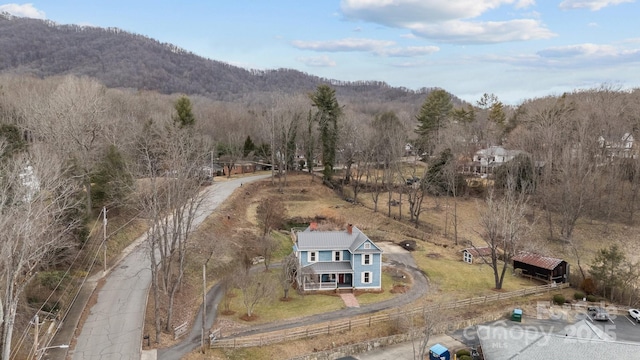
{"left": 1, "top": 1, "right": 639, "bottom": 104}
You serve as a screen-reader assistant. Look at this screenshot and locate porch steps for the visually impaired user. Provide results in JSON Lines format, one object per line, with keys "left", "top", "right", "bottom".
{"left": 339, "top": 293, "right": 360, "bottom": 308}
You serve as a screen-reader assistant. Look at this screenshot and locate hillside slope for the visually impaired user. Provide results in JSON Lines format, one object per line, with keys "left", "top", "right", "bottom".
{"left": 0, "top": 13, "right": 456, "bottom": 104}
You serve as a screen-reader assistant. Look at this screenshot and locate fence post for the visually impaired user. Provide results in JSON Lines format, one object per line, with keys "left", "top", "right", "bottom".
{"left": 328, "top": 323, "right": 331, "bottom": 335}
{"left": 349, "top": 320, "right": 351, "bottom": 331}
{"left": 369, "top": 316, "right": 372, "bottom": 327}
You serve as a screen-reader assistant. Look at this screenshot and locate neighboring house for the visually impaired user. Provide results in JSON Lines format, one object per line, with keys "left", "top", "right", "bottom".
{"left": 292, "top": 223, "right": 383, "bottom": 291}
{"left": 19, "top": 164, "right": 40, "bottom": 202}
{"left": 461, "top": 246, "right": 493, "bottom": 264}
{"left": 598, "top": 132, "right": 636, "bottom": 160}
{"left": 404, "top": 143, "right": 417, "bottom": 157}
{"left": 512, "top": 252, "right": 569, "bottom": 284}
{"left": 463, "top": 146, "right": 525, "bottom": 176}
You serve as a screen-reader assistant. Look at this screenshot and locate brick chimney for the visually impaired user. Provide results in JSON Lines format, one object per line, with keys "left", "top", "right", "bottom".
{"left": 310, "top": 222, "right": 318, "bottom": 231}
{"left": 347, "top": 224, "right": 353, "bottom": 235}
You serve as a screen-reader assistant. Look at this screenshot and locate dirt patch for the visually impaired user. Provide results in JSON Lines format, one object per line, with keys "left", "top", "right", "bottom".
{"left": 239, "top": 314, "right": 259, "bottom": 322}
{"left": 390, "top": 285, "right": 409, "bottom": 294}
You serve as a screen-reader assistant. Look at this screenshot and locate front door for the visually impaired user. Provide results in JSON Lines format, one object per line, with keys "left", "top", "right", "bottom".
{"left": 338, "top": 274, "right": 344, "bottom": 284}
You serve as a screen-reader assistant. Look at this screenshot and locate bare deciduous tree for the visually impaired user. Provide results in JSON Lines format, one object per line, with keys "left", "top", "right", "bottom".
{"left": 478, "top": 178, "right": 530, "bottom": 290}
{"left": 278, "top": 253, "right": 299, "bottom": 299}
{"left": 238, "top": 271, "right": 276, "bottom": 318}
{"left": 135, "top": 110, "right": 206, "bottom": 339}
{"left": 0, "top": 145, "right": 82, "bottom": 360}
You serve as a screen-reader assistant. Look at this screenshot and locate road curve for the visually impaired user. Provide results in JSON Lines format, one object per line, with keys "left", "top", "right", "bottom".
{"left": 157, "top": 248, "right": 429, "bottom": 359}
{"left": 71, "top": 174, "right": 270, "bottom": 360}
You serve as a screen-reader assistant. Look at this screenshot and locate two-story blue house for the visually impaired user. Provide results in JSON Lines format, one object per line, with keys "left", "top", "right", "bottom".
{"left": 292, "top": 223, "right": 383, "bottom": 291}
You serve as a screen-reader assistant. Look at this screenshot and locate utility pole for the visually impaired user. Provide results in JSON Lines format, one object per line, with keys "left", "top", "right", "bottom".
{"left": 201, "top": 251, "right": 214, "bottom": 353}
{"left": 103, "top": 206, "right": 107, "bottom": 273}
{"left": 32, "top": 314, "right": 39, "bottom": 360}
{"left": 201, "top": 263, "right": 206, "bottom": 353}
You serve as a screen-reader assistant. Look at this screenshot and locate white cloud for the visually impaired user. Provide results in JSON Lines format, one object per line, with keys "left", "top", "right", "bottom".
{"left": 291, "top": 37, "right": 438, "bottom": 57}
{"left": 537, "top": 43, "right": 624, "bottom": 58}
{"left": 515, "top": 0, "right": 536, "bottom": 9}
{"left": 340, "top": 0, "right": 554, "bottom": 44}
{"left": 0, "top": 3, "right": 45, "bottom": 19}
{"left": 558, "top": 0, "right": 634, "bottom": 11}
{"left": 341, "top": 0, "right": 513, "bottom": 24}
{"left": 378, "top": 46, "right": 439, "bottom": 57}
{"left": 411, "top": 19, "right": 555, "bottom": 44}
{"left": 297, "top": 55, "right": 337, "bottom": 67}
{"left": 292, "top": 38, "right": 395, "bottom": 52}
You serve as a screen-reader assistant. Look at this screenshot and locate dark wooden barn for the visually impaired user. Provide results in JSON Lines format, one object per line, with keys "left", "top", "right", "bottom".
{"left": 512, "top": 252, "right": 569, "bottom": 283}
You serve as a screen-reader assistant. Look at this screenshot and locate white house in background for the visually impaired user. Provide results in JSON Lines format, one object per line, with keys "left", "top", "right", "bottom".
{"left": 292, "top": 223, "right": 383, "bottom": 292}
{"left": 598, "top": 132, "right": 636, "bottom": 159}
{"left": 463, "top": 146, "right": 525, "bottom": 176}
{"left": 19, "top": 164, "right": 40, "bottom": 202}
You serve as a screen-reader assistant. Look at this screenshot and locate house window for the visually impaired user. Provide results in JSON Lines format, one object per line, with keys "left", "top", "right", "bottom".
{"left": 364, "top": 243, "right": 371, "bottom": 249}
{"left": 361, "top": 271, "right": 372, "bottom": 284}
{"left": 334, "top": 251, "right": 342, "bottom": 261}
{"left": 463, "top": 252, "right": 472, "bottom": 264}
{"left": 308, "top": 251, "right": 317, "bottom": 263}
{"left": 362, "top": 254, "right": 371, "bottom": 265}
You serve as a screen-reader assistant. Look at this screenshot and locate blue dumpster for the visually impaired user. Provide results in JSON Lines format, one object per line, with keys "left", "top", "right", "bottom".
{"left": 429, "top": 343, "right": 450, "bottom": 360}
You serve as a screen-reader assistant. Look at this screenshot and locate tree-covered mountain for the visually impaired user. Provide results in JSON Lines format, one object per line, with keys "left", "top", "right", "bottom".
{"left": 0, "top": 12, "right": 457, "bottom": 104}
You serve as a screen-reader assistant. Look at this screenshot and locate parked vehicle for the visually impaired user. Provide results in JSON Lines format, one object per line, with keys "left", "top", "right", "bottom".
{"left": 629, "top": 308, "right": 640, "bottom": 322}
{"left": 588, "top": 306, "right": 609, "bottom": 321}
{"left": 405, "top": 176, "right": 420, "bottom": 185}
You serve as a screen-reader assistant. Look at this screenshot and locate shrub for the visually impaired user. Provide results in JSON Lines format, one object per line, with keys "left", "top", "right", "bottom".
{"left": 459, "top": 355, "right": 472, "bottom": 360}
{"left": 574, "top": 291, "right": 585, "bottom": 300}
{"left": 38, "top": 271, "right": 68, "bottom": 290}
{"left": 456, "top": 349, "right": 471, "bottom": 357}
{"left": 586, "top": 294, "right": 598, "bottom": 302}
{"left": 552, "top": 294, "right": 565, "bottom": 305}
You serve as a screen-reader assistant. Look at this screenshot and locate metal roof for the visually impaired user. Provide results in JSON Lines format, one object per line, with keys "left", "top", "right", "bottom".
{"left": 295, "top": 225, "right": 381, "bottom": 253}
{"left": 462, "top": 246, "right": 493, "bottom": 257}
{"left": 302, "top": 261, "right": 353, "bottom": 273}
{"left": 479, "top": 323, "right": 640, "bottom": 360}
{"left": 512, "top": 252, "right": 564, "bottom": 270}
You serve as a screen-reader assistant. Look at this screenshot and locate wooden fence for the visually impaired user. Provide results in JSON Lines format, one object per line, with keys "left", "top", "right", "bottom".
{"left": 211, "top": 282, "right": 569, "bottom": 348}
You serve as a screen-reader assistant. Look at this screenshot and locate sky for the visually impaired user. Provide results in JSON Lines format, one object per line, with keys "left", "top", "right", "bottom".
{"left": 1, "top": 1, "right": 639, "bottom": 105}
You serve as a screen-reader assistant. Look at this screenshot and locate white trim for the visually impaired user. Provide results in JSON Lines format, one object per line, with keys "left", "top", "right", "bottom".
{"left": 463, "top": 252, "right": 472, "bottom": 264}
{"left": 333, "top": 250, "right": 342, "bottom": 261}
{"left": 361, "top": 271, "right": 372, "bottom": 284}
{"left": 362, "top": 253, "right": 371, "bottom": 265}
{"left": 307, "top": 251, "right": 317, "bottom": 263}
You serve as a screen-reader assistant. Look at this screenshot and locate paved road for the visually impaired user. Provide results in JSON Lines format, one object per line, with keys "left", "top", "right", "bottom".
{"left": 72, "top": 174, "right": 269, "bottom": 360}
{"left": 157, "top": 245, "right": 430, "bottom": 359}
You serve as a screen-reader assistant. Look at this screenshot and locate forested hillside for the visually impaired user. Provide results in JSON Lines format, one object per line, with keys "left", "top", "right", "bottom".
{"left": 0, "top": 12, "right": 449, "bottom": 105}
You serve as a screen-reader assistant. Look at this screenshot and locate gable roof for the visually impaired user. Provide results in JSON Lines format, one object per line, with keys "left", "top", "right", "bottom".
{"left": 512, "top": 252, "right": 564, "bottom": 270}
{"left": 462, "top": 246, "right": 493, "bottom": 257}
{"left": 475, "top": 146, "right": 524, "bottom": 158}
{"left": 295, "top": 225, "right": 381, "bottom": 253}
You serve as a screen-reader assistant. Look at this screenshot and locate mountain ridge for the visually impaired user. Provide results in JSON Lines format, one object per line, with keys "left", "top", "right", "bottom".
{"left": 0, "top": 14, "right": 454, "bottom": 104}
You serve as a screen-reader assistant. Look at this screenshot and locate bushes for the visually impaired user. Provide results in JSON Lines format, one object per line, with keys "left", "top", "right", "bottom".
{"left": 456, "top": 349, "right": 471, "bottom": 357}
{"left": 458, "top": 356, "right": 472, "bottom": 360}
{"left": 586, "top": 294, "right": 598, "bottom": 302}
{"left": 552, "top": 293, "right": 565, "bottom": 305}
{"left": 574, "top": 291, "right": 585, "bottom": 300}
